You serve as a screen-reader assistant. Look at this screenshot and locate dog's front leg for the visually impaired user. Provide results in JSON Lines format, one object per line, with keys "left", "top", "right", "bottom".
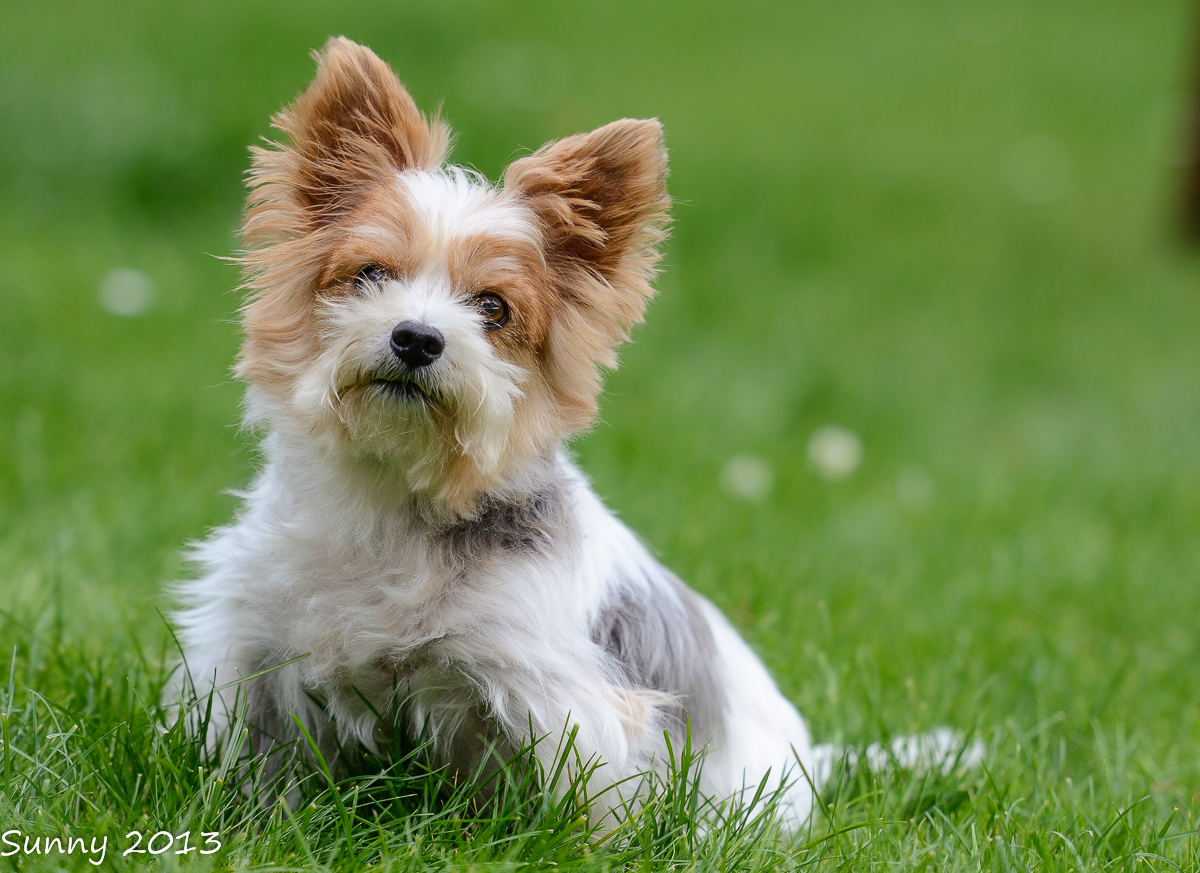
{"left": 174, "top": 646, "right": 335, "bottom": 805}
{"left": 475, "top": 653, "right": 673, "bottom": 822}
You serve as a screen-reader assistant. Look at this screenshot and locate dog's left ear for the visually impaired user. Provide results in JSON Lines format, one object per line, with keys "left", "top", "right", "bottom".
{"left": 505, "top": 119, "right": 669, "bottom": 328}
{"left": 505, "top": 120, "right": 670, "bottom": 426}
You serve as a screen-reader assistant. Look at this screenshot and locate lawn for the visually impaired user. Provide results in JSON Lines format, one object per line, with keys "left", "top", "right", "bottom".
{"left": 3, "top": 0, "right": 1200, "bottom": 869}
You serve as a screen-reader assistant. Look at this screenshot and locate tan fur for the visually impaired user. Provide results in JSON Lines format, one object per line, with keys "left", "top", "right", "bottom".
{"left": 233, "top": 37, "right": 670, "bottom": 518}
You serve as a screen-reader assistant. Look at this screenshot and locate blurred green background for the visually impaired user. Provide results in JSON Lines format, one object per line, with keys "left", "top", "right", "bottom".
{"left": 3, "top": 0, "right": 1200, "bottom": 794}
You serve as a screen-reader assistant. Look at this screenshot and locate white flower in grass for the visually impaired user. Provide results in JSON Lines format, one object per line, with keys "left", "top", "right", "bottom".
{"left": 720, "top": 454, "right": 773, "bottom": 502}
{"left": 808, "top": 426, "right": 862, "bottom": 481}
{"left": 99, "top": 267, "right": 155, "bottom": 317}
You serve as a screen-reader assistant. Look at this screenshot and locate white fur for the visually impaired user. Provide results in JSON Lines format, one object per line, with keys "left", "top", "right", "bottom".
{"left": 397, "top": 167, "right": 536, "bottom": 247}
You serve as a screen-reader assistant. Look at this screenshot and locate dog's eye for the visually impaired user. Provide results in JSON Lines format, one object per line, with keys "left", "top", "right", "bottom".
{"left": 476, "top": 293, "right": 509, "bottom": 329}
{"left": 355, "top": 265, "right": 387, "bottom": 292}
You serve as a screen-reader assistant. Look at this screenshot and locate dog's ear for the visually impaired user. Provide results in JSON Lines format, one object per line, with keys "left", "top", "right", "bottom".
{"left": 249, "top": 37, "right": 449, "bottom": 228}
{"left": 504, "top": 120, "right": 670, "bottom": 429}
{"left": 505, "top": 119, "right": 670, "bottom": 331}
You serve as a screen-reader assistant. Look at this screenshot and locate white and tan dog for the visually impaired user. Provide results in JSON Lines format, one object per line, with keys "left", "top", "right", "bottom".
{"left": 173, "top": 36, "right": 829, "bottom": 825}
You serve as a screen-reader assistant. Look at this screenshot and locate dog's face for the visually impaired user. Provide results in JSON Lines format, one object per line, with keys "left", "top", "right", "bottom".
{"left": 236, "top": 38, "right": 669, "bottom": 515}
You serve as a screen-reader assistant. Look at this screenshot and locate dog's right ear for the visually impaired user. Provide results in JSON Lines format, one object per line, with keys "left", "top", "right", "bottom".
{"left": 245, "top": 37, "right": 449, "bottom": 234}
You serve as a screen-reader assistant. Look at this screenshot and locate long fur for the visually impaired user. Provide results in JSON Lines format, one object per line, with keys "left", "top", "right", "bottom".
{"left": 171, "top": 36, "right": 823, "bottom": 826}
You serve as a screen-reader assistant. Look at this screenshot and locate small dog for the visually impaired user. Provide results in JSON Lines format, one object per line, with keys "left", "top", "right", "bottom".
{"left": 172, "top": 36, "right": 824, "bottom": 825}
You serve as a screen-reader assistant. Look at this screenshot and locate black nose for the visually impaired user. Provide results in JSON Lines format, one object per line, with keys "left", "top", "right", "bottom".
{"left": 390, "top": 321, "right": 445, "bottom": 369}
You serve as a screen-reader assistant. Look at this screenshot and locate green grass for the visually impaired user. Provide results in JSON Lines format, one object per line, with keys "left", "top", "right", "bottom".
{"left": 4, "top": 0, "right": 1200, "bottom": 868}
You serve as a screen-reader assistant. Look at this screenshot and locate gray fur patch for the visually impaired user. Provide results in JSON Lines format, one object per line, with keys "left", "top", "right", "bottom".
{"left": 591, "top": 571, "right": 727, "bottom": 750}
{"left": 434, "top": 484, "right": 571, "bottom": 572}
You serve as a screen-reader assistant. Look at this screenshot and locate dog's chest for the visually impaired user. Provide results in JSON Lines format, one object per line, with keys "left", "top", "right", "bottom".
{"left": 258, "top": 535, "right": 468, "bottom": 666}
{"left": 248, "top": 493, "right": 572, "bottom": 678}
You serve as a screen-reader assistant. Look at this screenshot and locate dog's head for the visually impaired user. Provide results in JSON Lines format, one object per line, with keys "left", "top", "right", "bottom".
{"left": 237, "top": 38, "right": 669, "bottom": 516}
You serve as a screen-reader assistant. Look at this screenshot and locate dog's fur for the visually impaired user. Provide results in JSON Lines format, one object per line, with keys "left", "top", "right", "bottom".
{"left": 172, "top": 37, "right": 822, "bottom": 825}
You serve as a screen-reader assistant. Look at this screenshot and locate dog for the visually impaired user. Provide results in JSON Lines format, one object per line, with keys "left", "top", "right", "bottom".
{"left": 171, "top": 36, "right": 828, "bottom": 826}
